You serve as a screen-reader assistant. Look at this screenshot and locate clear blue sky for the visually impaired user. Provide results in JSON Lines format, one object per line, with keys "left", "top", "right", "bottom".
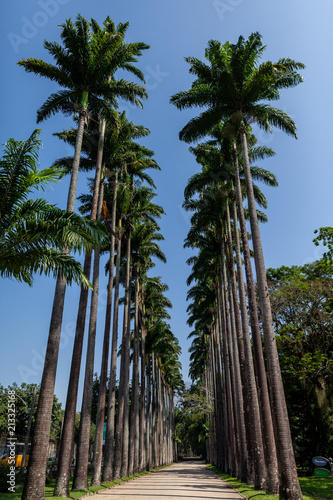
{"left": 1, "top": 0, "right": 332, "bottom": 405}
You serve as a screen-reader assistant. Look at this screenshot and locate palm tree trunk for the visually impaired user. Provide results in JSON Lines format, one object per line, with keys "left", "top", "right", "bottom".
{"left": 146, "top": 354, "right": 152, "bottom": 470}
{"left": 22, "top": 384, "right": 37, "bottom": 469}
{"left": 158, "top": 364, "right": 163, "bottom": 467}
{"left": 22, "top": 109, "right": 87, "bottom": 500}
{"left": 207, "top": 359, "right": 216, "bottom": 465}
{"left": 231, "top": 192, "right": 267, "bottom": 486}
{"left": 151, "top": 353, "right": 157, "bottom": 469}
{"left": 232, "top": 141, "right": 279, "bottom": 493}
{"left": 128, "top": 273, "right": 140, "bottom": 475}
{"left": 223, "top": 234, "right": 248, "bottom": 482}
{"left": 113, "top": 231, "right": 132, "bottom": 479}
{"left": 209, "top": 335, "right": 218, "bottom": 466}
{"left": 171, "top": 392, "right": 176, "bottom": 463}
{"left": 90, "top": 244, "right": 114, "bottom": 485}
{"left": 139, "top": 304, "right": 147, "bottom": 472}
{"left": 121, "top": 264, "right": 132, "bottom": 478}
{"left": 229, "top": 196, "right": 267, "bottom": 489}
{"left": 53, "top": 255, "right": 92, "bottom": 497}
{"left": 102, "top": 225, "right": 122, "bottom": 482}
{"left": 73, "top": 179, "right": 105, "bottom": 491}
{"left": 219, "top": 263, "right": 236, "bottom": 475}
{"left": 213, "top": 324, "right": 224, "bottom": 470}
{"left": 54, "top": 116, "right": 106, "bottom": 496}
{"left": 216, "top": 285, "right": 229, "bottom": 472}
{"left": 221, "top": 239, "right": 244, "bottom": 477}
{"left": 239, "top": 129, "right": 302, "bottom": 500}
{"left": 91, "top": 167, "right": 118, "bottom": 487}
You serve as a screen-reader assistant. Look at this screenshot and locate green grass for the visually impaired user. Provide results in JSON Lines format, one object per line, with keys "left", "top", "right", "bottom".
{"left": 299, "top": 475, "right": 333, "bottom": 499}
{"left": 0, "top": 464, "right": 173, "bottom": 500}
{"left": 207, "top": 464, "right": 333, "bottom": 500}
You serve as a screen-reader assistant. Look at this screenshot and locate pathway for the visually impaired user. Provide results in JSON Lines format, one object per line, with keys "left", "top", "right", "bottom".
{"left": 89, "top": 461, "right": 244, "bottom": 500}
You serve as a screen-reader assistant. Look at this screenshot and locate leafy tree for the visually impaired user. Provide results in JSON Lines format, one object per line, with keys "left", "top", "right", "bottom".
{"left": 175, "top": 386, "right": 212, "bottom": 458}
{"left": 0, "top": 383, "right": 63, "bottom": 440}
{"left": 314, "top": 227, "right": 333, "bottom": 262}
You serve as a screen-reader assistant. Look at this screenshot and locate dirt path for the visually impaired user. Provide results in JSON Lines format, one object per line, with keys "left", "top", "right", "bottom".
{"left": 89, "top": 461, "right": 244, "bottom": 499}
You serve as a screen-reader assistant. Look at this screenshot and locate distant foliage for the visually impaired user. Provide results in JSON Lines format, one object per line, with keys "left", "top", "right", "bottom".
{"left": 0, "top": 383, "right": 63, "bottom": 439}
{"left": 267, "top": 258, "right": 333, "bottom": 465}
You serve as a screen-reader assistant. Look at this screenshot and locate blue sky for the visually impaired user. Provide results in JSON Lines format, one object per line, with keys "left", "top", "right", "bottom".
{"left": 1, "top": 0, "right": 332, "bottom": 405}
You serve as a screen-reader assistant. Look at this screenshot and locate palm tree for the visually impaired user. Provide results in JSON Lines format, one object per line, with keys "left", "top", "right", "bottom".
{"left": 75, "top": 162, "right": 158, "bottom": 489}
{"left": 18, "top": 15, "right": 147, "bottom": 214}
{"left": 171, "top": 33, "right": 305, "bottom": 500}
{"left": 43, "top": 20, "right": 148, "bottom": 494}
{"left": 19, "top": 15, "right": 148, "bottom": 499}
{"left": 0, "top": 129, "right": 104, "bottom": 285}
{"left": 0, "top": 129, "right": 107, "bottom": 499}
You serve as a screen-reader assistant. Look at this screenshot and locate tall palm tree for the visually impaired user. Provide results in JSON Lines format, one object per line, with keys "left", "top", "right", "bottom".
{"left": 75, "top": 160, "right": 157, "bottom": 489}
{"left": 19, "top": 15, "right": 148, "bottom": 498}
{"left": 37, "top": 18, "right": 149, "bottom": 494}
{"left": 171, "top": 33, "right": 304, "bottom": 499}
{"left": 142, "top": 278, "right": 181, "bottom": 468}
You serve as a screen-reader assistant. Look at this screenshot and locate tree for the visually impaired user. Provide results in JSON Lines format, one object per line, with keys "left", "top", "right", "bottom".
{"left": 17, "top": 15, "right": 148, "bottom": 498}
{"left": 113, "top": 183, "right": 165, "bottom": 479}
{"left": 175, "top": 386, "right": 212, "bottom": 458}
{"left": 267, "top": 259, "right": 333, "bottom": 464}
{"left": 128, "top": 219, "right": 166, "bottom": 475}
{"left": 0, "top": 383, "right": 63, "bottom": 440}
{"left": 171, "top": 32, "right": 305, "bottom": 500}
{"left": 18, "top": 17, "right": 144, "bottom": 500}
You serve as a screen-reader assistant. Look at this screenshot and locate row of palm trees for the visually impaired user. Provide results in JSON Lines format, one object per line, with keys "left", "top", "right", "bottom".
{"left": 10, "top": 14, "right": 183, "bottom": 499}
{"left": 171, "top": 33, "right": 305, "bottom": 500}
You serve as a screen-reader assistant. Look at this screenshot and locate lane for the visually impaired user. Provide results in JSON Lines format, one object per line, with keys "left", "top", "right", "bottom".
{"left": 89, "top": 462, "right": 244, "bottom": 500}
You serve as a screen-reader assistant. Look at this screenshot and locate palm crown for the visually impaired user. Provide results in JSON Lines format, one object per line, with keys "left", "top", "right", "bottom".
{"left": 171, "top": 32, "right": 305, "bottom": 142}
{"left": 18, "top": 15, "right": 149, "bottom": 122}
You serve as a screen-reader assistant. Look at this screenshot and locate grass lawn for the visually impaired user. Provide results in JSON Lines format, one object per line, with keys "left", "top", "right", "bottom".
{"left": 207, "top": 465, "right": 333, "bottom": 500}
{"left": 0, "top": 466, "right": 169, "bottom": 500}
{"left": 299, "top": 475, "right": 333, "bottom": 499}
